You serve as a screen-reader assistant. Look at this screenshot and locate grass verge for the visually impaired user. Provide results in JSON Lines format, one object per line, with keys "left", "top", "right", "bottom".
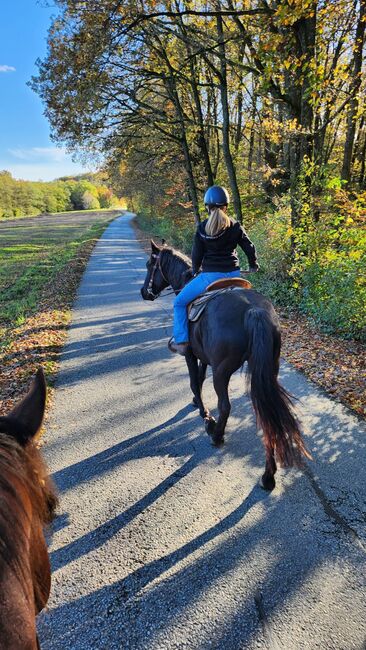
{"left": 0, "top": 210, "right": 120, "bottom": 417}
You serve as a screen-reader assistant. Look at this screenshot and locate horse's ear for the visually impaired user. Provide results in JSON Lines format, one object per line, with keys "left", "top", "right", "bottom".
{"left": 151, "top": 239, "right": 161, "bottom": 254}
{"left": 9, "top": 368, "right": 46, "bottom": 442}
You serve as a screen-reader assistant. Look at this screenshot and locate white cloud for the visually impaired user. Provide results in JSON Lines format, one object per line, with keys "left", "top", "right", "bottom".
{"left": 0, "top": 65, "right": 16, "bottom": 73}
{"left": 0, "top": 161, "right": 93, "bottom": 182}
{"left": 1, "top": 147, "right": 95, "bottom": 181}
{"left": 8, "top": 146, "right": 69, "bottom": 163}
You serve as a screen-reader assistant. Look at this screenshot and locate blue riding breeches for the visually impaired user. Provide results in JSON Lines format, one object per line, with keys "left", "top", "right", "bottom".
{"left": 173, "top": 270, "right": 241, "bottom": 343}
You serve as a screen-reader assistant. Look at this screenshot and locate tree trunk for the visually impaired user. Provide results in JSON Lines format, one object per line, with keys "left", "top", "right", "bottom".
{"left": 165, "top": 76, "right": 201, "bottom": 224}
{"left": 190, "top": 59, "right": 215, "bottom": 187}
{"left": 359, "top": 134, "right": 366, "bottom": 187}
{"left": 176, "top": 6, "right": 215, "bottom": 187}
{"left": 341, "top": 1, "right": 366, "bottom": 184}
{"left": 235, "top": 88, "right": 243, "bottom": 152}
{"left": 216, "top": 13, "right": 243, "bottom": 223}
{"left": 247, "top": 89, "right": 257, "bottom": 180}
{"left": 288, "top": 7, "right": 317, "bottom": 231}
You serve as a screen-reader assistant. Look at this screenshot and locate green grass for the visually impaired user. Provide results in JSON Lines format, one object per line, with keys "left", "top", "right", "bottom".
{"left": 0, "top": 206, "right": 124, "bottom": 223}
{"left": 0, "top": 209, "right": 120, "bottom": 325}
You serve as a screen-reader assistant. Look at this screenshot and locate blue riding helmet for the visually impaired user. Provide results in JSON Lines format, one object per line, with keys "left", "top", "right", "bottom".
{"left": 204, "top": 185, "right": 230, "bottom": 207}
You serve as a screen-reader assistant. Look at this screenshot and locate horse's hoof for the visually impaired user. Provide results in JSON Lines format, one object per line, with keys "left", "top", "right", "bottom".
{"left": 259, "top": 475, "right": 276, "bottom": 492}
{"left": 211, "top": 434, "right": 224, "bottom": 448}
{"left": 204, "top": 417, "right": 216, "bottom": 435}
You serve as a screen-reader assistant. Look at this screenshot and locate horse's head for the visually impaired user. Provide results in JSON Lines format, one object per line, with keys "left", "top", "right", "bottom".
{"left": 141, "top": 239, "right": 170, "bottom": 301}
{"left": 0, "top": 369, "right": 58, "bottom": 636}
{"left": 0, "top": 368, "right": 58, "bottom": 524}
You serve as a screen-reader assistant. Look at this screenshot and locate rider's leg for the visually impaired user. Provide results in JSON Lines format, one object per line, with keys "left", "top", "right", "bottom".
{"left": 172, "top": 274, "right": 211, "bottom": 344}
{"left": 172, "top": 270, "right": 241, "bottom": 344}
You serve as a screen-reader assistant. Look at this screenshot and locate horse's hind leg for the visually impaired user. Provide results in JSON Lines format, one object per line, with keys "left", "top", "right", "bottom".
{"left": 261, "top": 444, "right": 277, "bottom": 491}
{"left": 185, "top": 351, "right": 211, "bottom": 420}
{"left": 210, "top": 367, "right": 231, "bottom": 446}
{"left": 192, "top": 362, "right": 207, "bottom": 406}
{"left": 260, "top": 329, "right": 280, "bottom": 490}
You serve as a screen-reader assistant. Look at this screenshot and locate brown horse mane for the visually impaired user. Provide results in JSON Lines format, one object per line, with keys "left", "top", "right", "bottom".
{"left": 0, "top": 430, "right": 58, "bottom": 590}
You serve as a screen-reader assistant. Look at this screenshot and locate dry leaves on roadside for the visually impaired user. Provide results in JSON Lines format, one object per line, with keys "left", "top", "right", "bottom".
{"left": 0, "top": 238, "right": 98, "bottom": 418}
{"left": 280, "top": 313, "right": 365, "bottom": 418}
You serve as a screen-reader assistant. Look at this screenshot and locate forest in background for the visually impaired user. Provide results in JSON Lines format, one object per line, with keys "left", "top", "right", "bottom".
{"left": 31, "top": 0, "right": 365, "bottom": 341}
{"left": 0, "top": 170, "right": 120, "bottom": 218}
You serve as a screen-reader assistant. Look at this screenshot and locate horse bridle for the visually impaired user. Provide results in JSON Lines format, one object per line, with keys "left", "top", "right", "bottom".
{"left": 146, "top": 251, "right": 170, "bottom": 299}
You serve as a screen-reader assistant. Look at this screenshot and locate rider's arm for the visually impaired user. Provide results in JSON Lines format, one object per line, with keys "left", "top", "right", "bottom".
{"left": 191, "top": 230, "right": 204, "bottom": 275}
{"left": 237, "top": 225, "right": 259, "bottom": 269}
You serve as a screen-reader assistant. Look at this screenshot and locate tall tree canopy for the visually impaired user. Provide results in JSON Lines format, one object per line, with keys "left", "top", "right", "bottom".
{"left": 32, "top": 0, "right": 366, "bottom": 224}
{"left": 31, "top": 1, "right": 366, "bottom": 340}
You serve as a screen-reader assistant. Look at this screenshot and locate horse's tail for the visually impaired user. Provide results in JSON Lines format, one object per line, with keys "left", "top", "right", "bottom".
{"left": 244, "top": 308, "right": 311, "bottom": 467}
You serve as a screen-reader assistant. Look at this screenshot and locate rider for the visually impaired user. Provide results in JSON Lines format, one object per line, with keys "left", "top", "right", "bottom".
{"left": 168, "top": 185, "right": 259, "bottom": 355}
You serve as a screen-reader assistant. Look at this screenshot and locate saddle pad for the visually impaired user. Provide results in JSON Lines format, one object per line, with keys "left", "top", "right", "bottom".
{"left": 188, "top": 286, "right": 247, "bottom": 322}
{"left": 207, "top": 277, "right": 252, "bottom": 291}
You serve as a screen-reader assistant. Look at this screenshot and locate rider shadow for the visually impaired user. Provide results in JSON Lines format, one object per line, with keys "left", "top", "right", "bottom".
{"left": 49, "top": 371, "right": 270, "bottom": 573}
{"left": 40, "top": 484, "right": 268, "bottom": 648}
{"left": 50, "top": 398, "right": 233, "bottom": 571}
{"left": 49, "top": 396, "right": 272, "bottom": 577}
{"left": 52, "top": 404, "right": 196, "bottom": 495}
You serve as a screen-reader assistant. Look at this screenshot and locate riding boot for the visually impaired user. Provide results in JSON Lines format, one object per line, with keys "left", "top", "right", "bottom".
{"left": 168, "top": 337, "right": 189, "bottom": 356}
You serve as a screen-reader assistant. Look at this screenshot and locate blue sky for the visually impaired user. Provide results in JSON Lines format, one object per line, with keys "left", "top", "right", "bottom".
{"left": 0, "top": 1, "right": 91, "bottom": 181}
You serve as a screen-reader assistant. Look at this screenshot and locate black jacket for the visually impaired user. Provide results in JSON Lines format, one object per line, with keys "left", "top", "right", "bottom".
{"left": 191, "top": 219, "right": 258, "bottom": 274}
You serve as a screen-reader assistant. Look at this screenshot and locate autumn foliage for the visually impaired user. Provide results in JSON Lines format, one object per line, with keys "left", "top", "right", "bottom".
{"left": 30, "top": 1, "right": 365, "bottom": 341}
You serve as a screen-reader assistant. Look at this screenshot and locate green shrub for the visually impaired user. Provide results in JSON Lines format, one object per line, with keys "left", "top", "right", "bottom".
{"left": 300, "top": 250, "right": 365, "bottom": 341}
{"left": 138, "top": 211, "right": 194, "bottom": 255}
{"left": 137, "top": 194, "right": 365, "bottom": 342}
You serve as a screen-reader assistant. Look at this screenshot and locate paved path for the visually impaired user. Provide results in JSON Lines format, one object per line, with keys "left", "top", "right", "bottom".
{"left": 38, "top": 214, "right": 365, "bottom": 650}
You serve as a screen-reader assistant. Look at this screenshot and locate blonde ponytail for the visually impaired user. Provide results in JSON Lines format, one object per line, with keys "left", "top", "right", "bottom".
{"left": 205, "top": 207, "right": 231, "bottom": 237}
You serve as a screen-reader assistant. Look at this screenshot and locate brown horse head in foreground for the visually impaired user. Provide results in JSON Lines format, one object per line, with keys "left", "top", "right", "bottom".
{"left": 0, "top": 369, "right": 58, "bottom": 649}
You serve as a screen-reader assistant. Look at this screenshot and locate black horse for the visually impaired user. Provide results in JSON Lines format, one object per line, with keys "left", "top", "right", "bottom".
{"left": 141, "top": 239, "right": 311, "bottom": 490}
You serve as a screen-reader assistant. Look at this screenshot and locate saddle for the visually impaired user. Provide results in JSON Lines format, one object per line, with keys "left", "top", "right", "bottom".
{"left": 188, "top": 277, "right": 252, "bottom": 323}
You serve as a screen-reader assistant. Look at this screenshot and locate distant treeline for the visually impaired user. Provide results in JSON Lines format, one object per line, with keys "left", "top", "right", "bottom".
{"left": 0, "top": 171, "right": 120, "bottom": 218}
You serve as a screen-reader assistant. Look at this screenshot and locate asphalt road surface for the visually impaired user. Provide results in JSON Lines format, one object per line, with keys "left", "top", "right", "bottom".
{"left": 38, "top": 213, "right": 366, "bottom": 650}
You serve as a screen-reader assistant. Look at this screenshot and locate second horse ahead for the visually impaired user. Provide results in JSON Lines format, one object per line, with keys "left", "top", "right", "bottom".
{"left": 141, "top": 239, "right": 311, "bottom": 491}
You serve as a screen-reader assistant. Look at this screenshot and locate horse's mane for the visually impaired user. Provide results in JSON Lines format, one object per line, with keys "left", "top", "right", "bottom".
{"left": 162, "top": 245, "right": 191, "bottom": 269}
{"left": 0, "top": 431, "right": 57, "bottom": 584}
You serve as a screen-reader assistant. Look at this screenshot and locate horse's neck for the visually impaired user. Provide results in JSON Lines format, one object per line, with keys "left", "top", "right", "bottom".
{"left": 0, "top": 448, "right": 53, "bottom": 617}
{"left": 0, "top": 572, "right": 38, "bottom": 648}
{"left": 0, "top": 493, "right": 39, "bottom": 648}
{"left": 163, "top": 252, "right": 191, "bottom": 292}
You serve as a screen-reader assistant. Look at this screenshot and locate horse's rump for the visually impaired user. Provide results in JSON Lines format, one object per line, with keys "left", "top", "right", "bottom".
{"left": 190, "top": 288, "right": 278, "bottom": 362}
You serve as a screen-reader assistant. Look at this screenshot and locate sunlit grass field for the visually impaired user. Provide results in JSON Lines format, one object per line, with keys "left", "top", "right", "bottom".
{"left": 0, "top": 210, "right": 120, "bottom": 325}
{"left": 0, "top": 209, "right": 123, "bottom": 413}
